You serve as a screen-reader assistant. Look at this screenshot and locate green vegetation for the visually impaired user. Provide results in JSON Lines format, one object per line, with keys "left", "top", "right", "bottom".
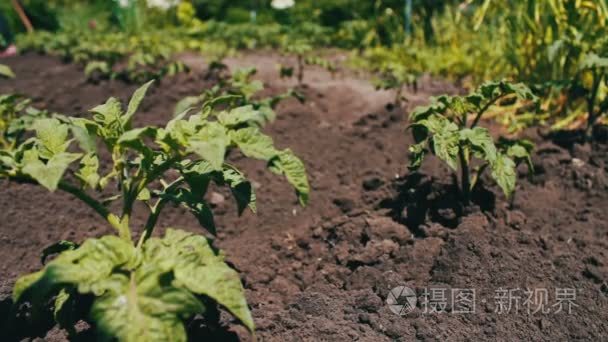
{"left": 1, "top": 1, "right": 608, "bottom": 339}
{"left": 175, "top": 66, "right": 303, "bottom": 120}
{"left": 408, "top": 81, "right": 537, "bottom": 204}
{"left": 0, "top": 81, "right": 309, "bottom": 340}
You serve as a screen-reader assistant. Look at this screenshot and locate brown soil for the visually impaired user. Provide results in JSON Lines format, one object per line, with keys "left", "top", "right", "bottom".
{"left": 1, "top": 52, "right": 607, "bottom": 341}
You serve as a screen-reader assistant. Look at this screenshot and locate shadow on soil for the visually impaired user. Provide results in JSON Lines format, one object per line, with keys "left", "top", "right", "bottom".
{"left": 378, "top": 172, "right": 496, "bottom": 236}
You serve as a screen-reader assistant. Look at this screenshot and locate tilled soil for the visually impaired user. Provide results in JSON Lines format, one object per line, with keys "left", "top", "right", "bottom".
{"left": 0, "top": 53, "right": 607, "bottom": 341}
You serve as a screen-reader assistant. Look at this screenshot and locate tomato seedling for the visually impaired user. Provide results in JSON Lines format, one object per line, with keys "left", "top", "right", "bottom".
{"left": 175, "top": 67, "right": 304, "bottom": 123}
{"left": 280, "top": 40, "right": 336, "bottom": 86}
{"left": 408, "top": 81, "right": 537, "bottom": 204}
{"left": 1, "top": 81, "right": 309, "bottom": 340}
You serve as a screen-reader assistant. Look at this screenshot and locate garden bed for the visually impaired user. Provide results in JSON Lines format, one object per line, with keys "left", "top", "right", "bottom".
{"left": 0, "top": 53, "right": 607, "bottom": 341}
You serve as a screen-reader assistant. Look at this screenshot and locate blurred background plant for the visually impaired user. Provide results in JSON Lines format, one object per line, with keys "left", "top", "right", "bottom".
{"left": 4, "top": 0, "right": 608, "bottom": 134}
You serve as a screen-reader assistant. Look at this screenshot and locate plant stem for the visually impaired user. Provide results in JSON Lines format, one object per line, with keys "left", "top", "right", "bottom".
{"left": 136, "top": 198, "right": 168, "bottom": 248}
{"left": 470, "top": 163, "right": 489, "bottom": 192}
{"left": 135, "top": 156, "right": 180, "bottom": 196}
{"left": 586, "top": 70, "right": 603, "bottom": 141}
{"left": 136, "top": 177, "right": 183, "bottom": 248}
{"left": 459, "top": 149, "right": 471, "bottom": 205}
{"left": 297, "top": 54, "right": 304, "bottom": 85}
{"left": 10, "top": 175, "right": 110, "bottom": 220}
{"left": 58, "top": 181, "right": 111, "bottom": 220}
{"left": 395, "top": 84, "right": 404, "bottom": 106}
{"left": 470, "top": 94, "right": 505, "bottom": 128}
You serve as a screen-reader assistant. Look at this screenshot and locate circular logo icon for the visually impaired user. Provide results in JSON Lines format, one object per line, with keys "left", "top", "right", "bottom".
{"left": 387, "top": 286, "right": 417, "bottom": 315}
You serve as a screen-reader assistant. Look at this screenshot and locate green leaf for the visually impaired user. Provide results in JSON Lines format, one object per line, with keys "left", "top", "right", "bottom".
{"left": 491, "top": 153, "right": 517, "bottom": 197}
{"left": 158, "top": 117, "right": 196, "bottom": 152}
{"left": 201, "top": 94, "right": 242, "bottom": 114}
{"left": 174, "top": 96, "right": 201, "bottom": 117}
{"left": 13, "top": 235, "right": 136, "bottom": 304}
{"left": 180, "top": 161, "right": 213, "bottom": 197}
{"left": 229, "top": 127, "right": 278, "bottom": 161}
{"left": 70, "top": 124, "right": 97, "bottom": 153}
{"left": 188, "top": 122, "right": 229, "bottom": 171}
{"left": 459, "top": 127, "right": 497, "bottom": 163}
{"left": 13, "top": 271, "right": 44, "bottom": 302}
{"left": 47, "top": 236, "right": 136, "bottom": 294}
{"left": 269, "top": 149, "right": 310, "bottom": 206}
{"left": 91, "top": 97, "right": 123, "bottom": 126}
{"left": 0, "top": 64, "right": 15, "bottom": 78}
{"left": 41, "top": 240, "right": 78, "bottom": 265}
{"left": 84, "top": 61, "right": 110, "bottom": 77}
{"left": 506, "top": 144, "right": 529, "bottom": 159}
{"left": 218, "top": 105, "right": 266, "bottom": 128}
{"left": 33, "top": 118, "right": 71, "bottom": 159}
{"left": 221, "top": 166, "right": 256, "bottom": 214}
{"left": 448, "top": 96, "right": 475, "bottom": 116}
{"left": 160, "top": 188, "right": 216, "bottom": 234}
{"left": 502, "top": 139, "right": 534, "bottom": 172}
{"left": 475, "top": 81, "right": 537, "bottom": 103}
{"left": 502, "top": 82, "right": 537, "bottom": 102}
{"left": 409, "top": 100, "right": 447, "bottom": 122}
{"left": 432, "top": 132, "right": 459, "bottom": 171}
{"left": 145, "top": 229, "right": 254, "bottom": 332}
{"left": 256, "top": 104, "right": 277, "bottom": 124}
{"left": 76, "top": 153, "right": 100, "bottom": 189}
{"left": 408, "top": 142, "right": 427, "bottom": 171}
{"left": 108, "top": 214, "right": 133, "bottom": 242}
{"left": 239, "top": 80, "right": 264, "bottom": 100}
{"left": 22, "top": 150, "right": 82, "bottom": 191}
{"left": 580, "top": 53, "right": 608, "bottom": 70}
{"left": 137, "top": 187, "right": 151, "bottom": 201}
{"left": 117, "top": 127, "right": 157, "bottom": 149}
{"left": 91, "top": 270, "right": 203, "bottom": 342}
{"left": 90, "top": 98, "right": 125, "bottom": 143}
{"left": 411, "top": 114, "right": 459, "bottom": 170}
{"left": 124, "top": 80, "right": 154, "bottom": 125}
{"left": 54, "top": 288, "right": 78, "bottom": 335}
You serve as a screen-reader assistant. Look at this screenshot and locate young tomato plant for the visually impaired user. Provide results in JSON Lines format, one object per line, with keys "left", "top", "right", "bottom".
{"left": 373, "top": 64, "right": 418, "bottom": 108}
{"left": 349, "top": 46, "right": 421, "bottom": 107}
{"left": 175, "top": 67, "right": 304, "bottom": 123}
{"left": 408, "top": 81, "right": 537, "bottom": 204}
{"left": 280, "top": 40, "right": 336, "bottom": 86}
{"left": 2, "top": 81, "right": 310, "bottom": 340}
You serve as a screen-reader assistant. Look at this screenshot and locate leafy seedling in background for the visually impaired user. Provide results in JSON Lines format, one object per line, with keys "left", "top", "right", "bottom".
{"left": 373, "top": 64, "right": 418, "bottom": 109}
{"left": 280, "top": 40, "right": 336, "bottom": 86}
{"left": 408, "top": 81, "right": 537, "bottom": 205}
{"left": 175, "top": 66, "right": 304, "bottom": 124}
{"left": 349, "top": 46, "right": 421, "bottom": 108}
{"left": 19, "top": 30, "right": 190, "bottom": 83}
{"left": 1, "top": 81, "right": 310, "bottom": 341}
{"left": 0, "top": 94, "right": 48, "bottom": 150}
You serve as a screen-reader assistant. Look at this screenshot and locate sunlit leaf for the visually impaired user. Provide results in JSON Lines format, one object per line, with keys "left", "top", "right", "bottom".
{"left": 229, "top": 127, "right": 278, "bottom": 160}
{"left": 188, "top": 122, "right": 229, "bottom": 171}
{"left": 269, "top": 149, "right": 310, "bottom": 205}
